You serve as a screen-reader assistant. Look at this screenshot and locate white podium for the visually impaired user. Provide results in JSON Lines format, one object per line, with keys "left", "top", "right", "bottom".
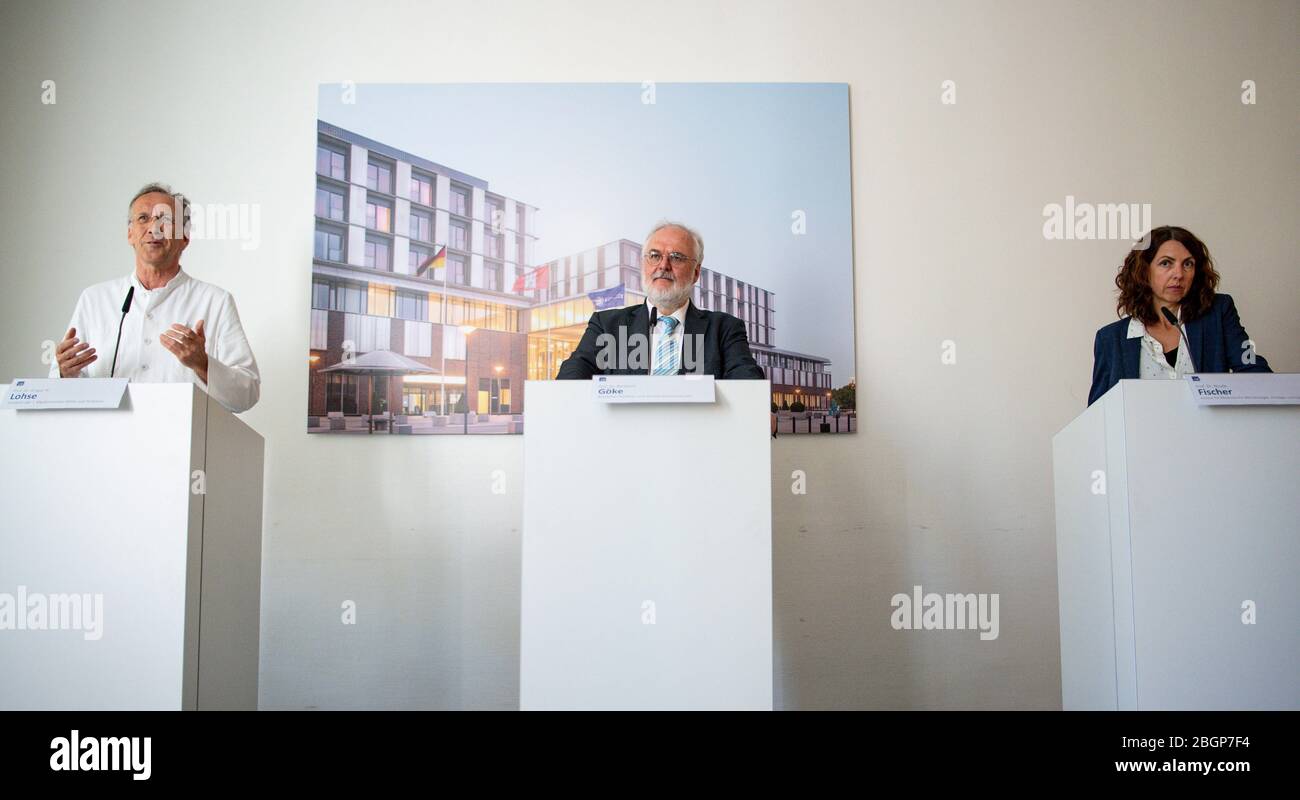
{"left": 1052, "top": 379, "right": 1299, "bottom": 710}
{"left": 520, "top": 379, "right": 772, "bottom": 710}
{"left": 0, "top": 383, "right": 264, "bottom": 710}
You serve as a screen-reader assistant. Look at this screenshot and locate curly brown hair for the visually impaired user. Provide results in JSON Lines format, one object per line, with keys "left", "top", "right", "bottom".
{"left": 1115, "top": 226, "right": 1220, "bottom": 324}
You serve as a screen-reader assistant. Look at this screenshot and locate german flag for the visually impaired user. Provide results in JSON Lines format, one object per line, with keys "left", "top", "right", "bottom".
{"left": 416, "top": 244, "right": 446, "bottom": 277}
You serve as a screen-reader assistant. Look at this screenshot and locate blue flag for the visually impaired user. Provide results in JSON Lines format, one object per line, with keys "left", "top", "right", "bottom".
{"left": 587, "top": 283, "right": 625, "bottom": 311}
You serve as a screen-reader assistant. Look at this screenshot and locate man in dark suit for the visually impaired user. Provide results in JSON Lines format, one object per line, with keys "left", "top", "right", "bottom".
{"left": 556, "top": 222, "right": 766, "bottom": 380}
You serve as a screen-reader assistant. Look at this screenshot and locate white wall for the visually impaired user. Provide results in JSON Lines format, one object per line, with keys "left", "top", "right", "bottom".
{"left": 1, "top": 0, "right": 1294, "bottom": 709}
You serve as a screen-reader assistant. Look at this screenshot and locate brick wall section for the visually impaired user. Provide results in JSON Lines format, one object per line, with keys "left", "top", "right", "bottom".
{"left": 466, "top": 327, "right": 528, "bottom": 414}
{"left": 307, "top": 310, "right": 349, "bottom": 416}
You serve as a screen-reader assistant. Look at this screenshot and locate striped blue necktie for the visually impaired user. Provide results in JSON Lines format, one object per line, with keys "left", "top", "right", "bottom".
{"left": 652, "top": 316, "right": 680, "bottom": 375}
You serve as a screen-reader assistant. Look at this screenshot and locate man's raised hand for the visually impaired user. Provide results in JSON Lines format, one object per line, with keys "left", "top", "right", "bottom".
{"left": 55, "top": 327, "right": 96, "bottom": 377}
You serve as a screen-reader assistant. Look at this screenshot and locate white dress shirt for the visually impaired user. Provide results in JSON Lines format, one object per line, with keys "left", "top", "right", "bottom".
{"left": 51, "top": 269, "right": 261, "bottom": 413}
{"left": 1127, "top": 316, "right": 1194, "bottom": 381}
{"left": 646, "top": 297, "right": 689, "bottom": 372}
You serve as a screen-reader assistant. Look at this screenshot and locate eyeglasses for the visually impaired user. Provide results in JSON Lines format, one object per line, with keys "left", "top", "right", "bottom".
{"left": 643, "top": 249, "right": 697, "bottom": 269}
{"left": 129, "top": 211, "right": 175, "bottom": 228}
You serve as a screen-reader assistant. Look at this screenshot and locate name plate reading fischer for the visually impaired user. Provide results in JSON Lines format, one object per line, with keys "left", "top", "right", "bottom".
{"left": 592, "top": 375, "right": 717, "bottom": 404}
{"left": 1185, "top": 374, "right": 1300, "bottom": 406}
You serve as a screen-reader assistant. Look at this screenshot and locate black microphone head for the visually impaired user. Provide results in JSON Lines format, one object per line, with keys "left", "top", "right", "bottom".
{"left": 1160, "top": 306, "right": 1179, "bottom": 327}
{"left": 649, "top": 306, "right": 658, "bottom": 325}
{"left": 121, "top": 285, "right": 135, "bottom": 313}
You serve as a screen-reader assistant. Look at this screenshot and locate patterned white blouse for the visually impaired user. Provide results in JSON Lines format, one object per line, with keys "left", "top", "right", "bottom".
{"left": 1127, "top": 317, "right": 1194, "bottom": 380}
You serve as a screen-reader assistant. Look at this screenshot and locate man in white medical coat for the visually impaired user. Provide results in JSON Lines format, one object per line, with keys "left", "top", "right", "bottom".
{"left": 51, "top": 183, "right": 260, "bottom": 413}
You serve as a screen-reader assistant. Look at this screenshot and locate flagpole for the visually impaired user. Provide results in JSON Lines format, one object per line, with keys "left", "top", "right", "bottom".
{"left": 547, "top": 264, "right": 551, "bottom": 378}
{"left": 440, "top": 243, "right": 447, "bottom": 415}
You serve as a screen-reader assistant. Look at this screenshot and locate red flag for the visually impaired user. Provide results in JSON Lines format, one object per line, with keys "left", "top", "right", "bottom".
{"left": 512, "top": 264, "right": 549, "bottom": 293}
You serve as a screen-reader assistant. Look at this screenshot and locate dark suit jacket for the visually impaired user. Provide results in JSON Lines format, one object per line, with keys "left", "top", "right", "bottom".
{"left": 1088, "top": 293, "right": 1272, "bottom": 405}
{"left": 556, "top": 300, "right": 766, "bottom": 380}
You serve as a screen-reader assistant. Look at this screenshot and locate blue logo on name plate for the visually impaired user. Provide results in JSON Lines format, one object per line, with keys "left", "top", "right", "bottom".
{"left": 15, "top": 380, "right": 24, "bottom": 386}
{"left": 598, "top": 376, "right": 607, "bottom": 382}
{"left": 1190, "top": 376, "right": 1201, "bottom": 381}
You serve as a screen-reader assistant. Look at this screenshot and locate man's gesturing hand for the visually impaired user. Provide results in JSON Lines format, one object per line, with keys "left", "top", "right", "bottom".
{"left": 56, "top": 327, "right": 97, "bottom": 377}
{"left": 160, "top": 320, "right": 209, "bottom": 383}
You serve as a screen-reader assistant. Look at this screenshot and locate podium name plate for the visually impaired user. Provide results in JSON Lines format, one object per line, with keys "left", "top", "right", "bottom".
{"left": 1185, "top": 373, "right": 1300, "bottom": 406}
{"left": 1, "top": 378, "right": 128, "bottom": 410}
{"left": 591, "top": 374, "right": 716, "bottom": 404}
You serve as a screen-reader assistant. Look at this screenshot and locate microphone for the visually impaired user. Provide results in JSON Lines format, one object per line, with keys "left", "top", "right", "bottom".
{"left": 110, "top": 285, "right": 135, "bottom": 378}
{"left": 647, "top": 306, "right": 658, "bottom": 375}
{"left": 1160, "top": 306, "right": 1197, "bottom": 373}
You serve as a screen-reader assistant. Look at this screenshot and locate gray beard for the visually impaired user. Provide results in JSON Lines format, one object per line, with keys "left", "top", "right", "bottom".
{"left": 646, "top": 281, "right": 691, "bottom": 312}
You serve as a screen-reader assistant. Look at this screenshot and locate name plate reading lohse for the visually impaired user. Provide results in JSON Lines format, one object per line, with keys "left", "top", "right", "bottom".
{"left": 1, "top": 378, "right": 129, "bottom": 410}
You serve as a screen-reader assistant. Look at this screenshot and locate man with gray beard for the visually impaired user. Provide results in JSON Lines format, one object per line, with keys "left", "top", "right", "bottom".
{"left": 556, "top": 221, "right": 765, "bottom": 380}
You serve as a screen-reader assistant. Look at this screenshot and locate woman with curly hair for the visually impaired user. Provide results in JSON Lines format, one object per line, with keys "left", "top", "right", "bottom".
{"left": 1088, "top": 226, "right": 1271, "bottom": 405}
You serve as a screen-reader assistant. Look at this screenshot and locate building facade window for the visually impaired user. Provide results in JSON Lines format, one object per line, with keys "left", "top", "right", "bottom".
{"left": 315, "top": 184, "right": 345, "bottom": 221}
{"left": 410, "top": 171, "right": 434, "bottom": 206}
{"left": 396, "top": 290, "right": 429, "bottom": 321}
{"left": 484, "top": 232, "right": 503, "bottom": 258}
{"left": 402, "top": 384, "right": 439, "bottom": 415}
{"left": 450, "top": 184, "right": 470, "bottom": 217}
{"left": 366, "top": 197, "right": 392, "bottom": 233}
{"left": 364, "top": 235, "right": 391, "bottom": 271}
{"left": 366, "top": 158, "right": 394, "bottom": 194}
{"left": 528, "top": 297, "right": 595, "bottom": 333}
{"left": 314, "top": 224, "right": 345, "bottom": 262}
{"left": 442, "top": 324, "right": 466, "bottom": 359}
{"left": 448, "top": 253, "right": 468, "bottom": 284}
{"left": 477, "top": 377, "right": 510, "bottom": 414}
{"left": 367, "top": 284, "right": 394, "bottom": 317}
{"left": 330, "top": 282, "right": 366, "bottom": 314}
{"left": 484, "top": 260, "right": 502, "bottom": 292}
{"left": 310, "top": 309, "right": 328, "bottom": 350}
{"left": 434, "top": 294, "right": 518, "bottom": 331}
{"left": 343, "top": 313, "right": 390, "bottom": 353}
{"left": 326, "top": 373, "right": 360, "bottom": 415}
{"left": 484, "top": 196, "right": 503, "bottom": 228}
{"left": 410, "top": 209, "right": 432, "bottom": 242}
{"left": 316, "top": 141, "right": 347, "bottom": 180}
{"left": 402, "top": 320, "right": 433, "bottom": 357}
{"left": 621, "top": 242, "right": 640, "bottom": 265}
{"left": 449, "top": 219, "right": 468, "bottom": 251}
{"left": 312, "top": 279, "right": 330, "bottom": 309}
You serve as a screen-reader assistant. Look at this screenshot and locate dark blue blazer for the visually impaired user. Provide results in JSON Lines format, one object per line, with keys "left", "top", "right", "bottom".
{"left": 1088, "top": 293, "right": 1272, "bottom": 405}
